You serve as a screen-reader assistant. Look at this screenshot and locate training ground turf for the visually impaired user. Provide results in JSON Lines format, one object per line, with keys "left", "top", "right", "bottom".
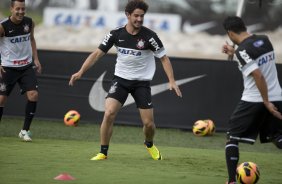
{"left": 0, "top": 117, "right": 281, "bottom": 184}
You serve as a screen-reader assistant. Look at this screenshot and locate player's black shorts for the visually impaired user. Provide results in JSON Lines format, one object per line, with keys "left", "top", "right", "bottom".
{"left": 106, "top": 75, "right": 153, "bottom": 109}
{"left": 227, "top": 100, "right": 282, "bottom": 144}
{"left": 0, "top": 66, "right": 38, "bottom": 96}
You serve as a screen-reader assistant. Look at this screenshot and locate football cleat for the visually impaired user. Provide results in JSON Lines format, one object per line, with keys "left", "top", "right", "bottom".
{"left": 90, "top": 153, "right": 107, "bottom": 161}
{"left": 18, "top": 130, "right": 32, "bottom": 142}
{"left": 145, "top": 144, "right": 162, "bottom": 160}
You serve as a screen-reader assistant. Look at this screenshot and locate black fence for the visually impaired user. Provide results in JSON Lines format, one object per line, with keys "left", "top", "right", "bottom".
{"left": 4, "top": 50, "right": 282, "bottom": 131}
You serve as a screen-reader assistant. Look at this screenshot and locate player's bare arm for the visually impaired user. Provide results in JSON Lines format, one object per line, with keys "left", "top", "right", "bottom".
{"left": 30, "top": 21, "right": 41, "bottom": 74}
{"left": 69, "top": 48, "right": 105, "bottom": 86}
{"left": 252, "top": 69, "right": 282, "bottom": 119}
{"left": 0, "top": 24, "right": 6, "bottom": 77}
{"left": 160, "top": 55, "right": 182, "bottom": 97}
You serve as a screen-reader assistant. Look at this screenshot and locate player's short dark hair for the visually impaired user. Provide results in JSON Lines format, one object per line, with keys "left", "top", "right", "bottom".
{"left": 11, "top": 0, "right": 25, "bottom": 7}
{"left": 125, "top": 0, "right": 148, "bottom": 14}
{"left": 223, "top": 16, "right": 247, "bottom": 34}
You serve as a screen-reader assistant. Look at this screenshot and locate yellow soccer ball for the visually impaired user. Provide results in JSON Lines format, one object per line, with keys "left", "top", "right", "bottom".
{"left": 236, "top": 162, "right": 260, "bottom": 184}
{"left": 64, "top": 110, "right": 80, "bottom": 126}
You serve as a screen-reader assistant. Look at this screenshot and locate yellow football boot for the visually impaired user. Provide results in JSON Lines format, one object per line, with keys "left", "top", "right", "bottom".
{"left": 90, "top": 153, "right": 107, "bottom": 160}
{"left": 145, "top": 144, "right": 162, "bottom": 160}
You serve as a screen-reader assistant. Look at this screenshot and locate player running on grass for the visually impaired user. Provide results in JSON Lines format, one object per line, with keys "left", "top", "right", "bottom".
{"left": 0, "top": 0, "right": 41, "bottom": 142}
{"left": 222, "top": 16, "right": 282, "bottom": 184}
{"left": 69, "top": 0, "right": 182, "bottom": 160}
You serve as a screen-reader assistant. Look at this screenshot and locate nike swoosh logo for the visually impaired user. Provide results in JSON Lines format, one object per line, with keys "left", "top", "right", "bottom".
{"left": 88, "top": 71, "right": 206, "bottom": 112}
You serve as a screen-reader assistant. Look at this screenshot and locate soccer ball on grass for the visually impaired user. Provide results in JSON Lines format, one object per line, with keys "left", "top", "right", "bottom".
{"left": 236, "top": 162, "right": 260, "bottom": 184}
{"left": 64, "top": 110, "right": 80, "bottom": 126}
{"left": 192, "top": 120, "right": 209, "bottom": 136}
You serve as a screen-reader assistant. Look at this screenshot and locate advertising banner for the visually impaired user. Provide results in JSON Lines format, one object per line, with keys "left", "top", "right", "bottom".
{"left": 43, "top": 7, "right": 181, "bottom": 32}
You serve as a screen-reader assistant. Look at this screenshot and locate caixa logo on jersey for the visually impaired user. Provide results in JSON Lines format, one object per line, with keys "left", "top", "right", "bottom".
{"left": 258, "top": 52, "right": 275, "bottom": 66}
{"left": 118, "top": 48, "right": 141, "bottom": 56}
{"left": 101, "top": 33, "right": 112, "bottom": 46}
{"left": 10, "top": 35, "right": 30, "bottom": 44}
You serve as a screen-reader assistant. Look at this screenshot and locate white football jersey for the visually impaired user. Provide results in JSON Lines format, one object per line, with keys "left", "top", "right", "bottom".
{"left": 0, "top": 16, "right": 33, "bottom": 68}
{"left": 235, "top": 34, "right": 282, "bottom": 102}
{"left": 98, "top": 26, "right": 166, "bottom": 81}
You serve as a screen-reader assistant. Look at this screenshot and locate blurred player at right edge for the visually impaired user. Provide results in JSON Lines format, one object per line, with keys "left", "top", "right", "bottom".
{"left": 222, "top": 16, "right": 282, "bottom": 184}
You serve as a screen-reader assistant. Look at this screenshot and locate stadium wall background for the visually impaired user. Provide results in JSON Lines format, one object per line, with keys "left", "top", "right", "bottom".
{"left": 4, "top": 50, "right": 282, "bottom": 131}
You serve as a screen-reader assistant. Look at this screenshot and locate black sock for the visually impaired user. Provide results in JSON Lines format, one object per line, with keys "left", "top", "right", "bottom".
{"left": 144, "top": 140, "right": 153, "bottom": 148}
{"left": 23, "top": 101, "right": 37, "bottom": 131}
{"left": 100, "top": 145, "right": 109, "bottom": 156}
{"left": 0, "top": 107, "right": 3, "bottom": 121}
{"left": 225, "top": 140, "right": 239, "bottom": 183}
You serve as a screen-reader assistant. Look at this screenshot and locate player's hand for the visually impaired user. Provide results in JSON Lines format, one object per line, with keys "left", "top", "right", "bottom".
{"left": 264, "top": 101, "right": 282, "bottom": 120}
{"left": 222, "top": 41, "right": 235, "bottom": 56}
{"left": 169, "top": 82, "right": 182, "bottom": 98}
{"left": 0, "top": 65, "right": 6, "bottom": 78}
{"left": 33, "top": 61, "right": 42, "bottom": 74}
{"left": 69, "top": 72, "right": 82, "bottom": 86}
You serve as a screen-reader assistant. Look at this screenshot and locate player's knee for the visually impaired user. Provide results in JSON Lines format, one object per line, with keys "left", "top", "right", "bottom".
{"left": 0, "top": 95, "right": 7, "bottom": 106}
{"left": 103, "top": 108, "right": 118, "bottom": 121}
{"left": 273, "top": 135, "right": 282, "bottom": 149}
{"left": 27, "top": 90, "right": 38, "bottom": 101}
{"left": 143, "top": 121, "right": 155, "bottom": 129}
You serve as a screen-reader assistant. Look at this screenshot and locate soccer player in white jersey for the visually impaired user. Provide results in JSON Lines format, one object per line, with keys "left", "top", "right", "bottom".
{"left": 222, "top": 16, "right": 282, "bottom": 184}
{"left": 0, "top": 0, "right": 41, "bottom": 142}
{"left": 69, "top": 0, "right": 182, "bottom": 160}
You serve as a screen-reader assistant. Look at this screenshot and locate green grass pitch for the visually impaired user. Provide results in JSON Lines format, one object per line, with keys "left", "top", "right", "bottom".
{"left": 0, "top": 117, "right": 281, "bottom": 184}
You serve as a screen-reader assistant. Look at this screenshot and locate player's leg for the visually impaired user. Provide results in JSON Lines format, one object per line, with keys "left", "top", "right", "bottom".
{"left": 134, "top": 82, "right": 162, "bottom": 160}
{"left": 132, "top": 81, "right": 154, "bottom": 143}
{"left": 24, "top": 90, "right": 38, "bottom": 130}
{"left": 139, "top": 108, "right": 155, "bottom": 144}
{"left": 0, "top": 95, "right": 8, "bottom": 121}
{"left": 225, "top": 101, "right": 263, "bottom": 183}
{"left": 91, "top": 98, "right": 122, "bottom": 160}
{"left": 225, "top": 139, "right": 239, "bottom": 183}
{"left": 100, "top": 98, "right": 122, "bottom": 147}
{"left": 139, "top": 108, "right": 162, "bottom": 160}
{"left": 18, "top": 66, "right": 38, "bottom": 141}
{"left": 273, "top": 101, "right": 282, "bottom": 149}
{"left": 273, "top": 135, "right": 282, "bottom": 149}
{"left": 260, "top": 101, "right": 282, "bottom": 149}
{"left": 91, "top": 77, "right": 128, "bottom": 160}
{"left": 260, "top": 122, "right": 282, "bottom": 149}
